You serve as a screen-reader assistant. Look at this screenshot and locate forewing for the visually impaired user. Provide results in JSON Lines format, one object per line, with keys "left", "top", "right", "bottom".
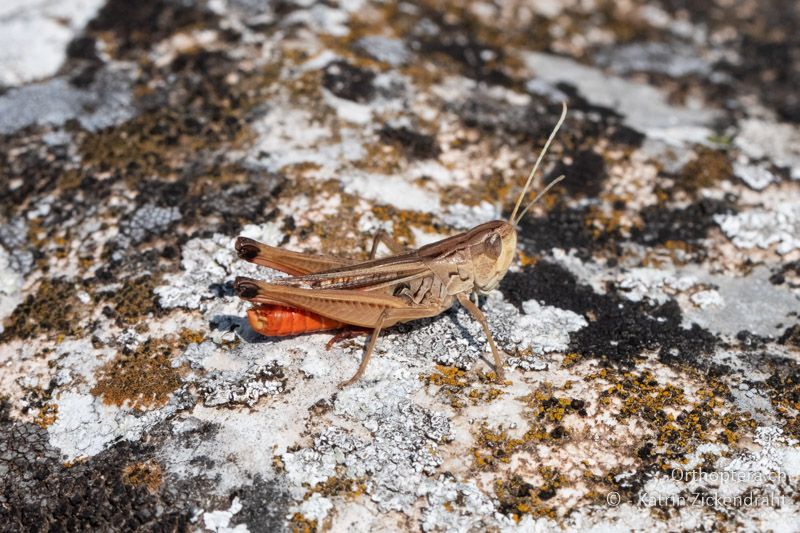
{"left": 276, "top": 255, "right": 435, "bottom": 293}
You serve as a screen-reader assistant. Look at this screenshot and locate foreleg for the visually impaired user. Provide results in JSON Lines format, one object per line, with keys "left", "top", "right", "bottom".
{"left": 456, "top": 293, "right": 505, "bottom": 381}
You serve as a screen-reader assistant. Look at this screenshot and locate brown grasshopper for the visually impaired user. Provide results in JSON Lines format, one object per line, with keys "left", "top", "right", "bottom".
{"left": 233, "top": 103, "right": 567, "bottom": 387}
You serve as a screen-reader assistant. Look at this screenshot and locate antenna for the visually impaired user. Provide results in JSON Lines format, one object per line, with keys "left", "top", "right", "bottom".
{"left": 508, "top": 101, "right": 567, "bottom": 224}
{"left": 514, "top": 174, "right": 565, "bottom": 224}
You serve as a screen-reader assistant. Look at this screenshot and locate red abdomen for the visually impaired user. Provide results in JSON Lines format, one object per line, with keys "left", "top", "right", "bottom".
{"left": 247, "top": 304, "right": 344, "bottom": 336}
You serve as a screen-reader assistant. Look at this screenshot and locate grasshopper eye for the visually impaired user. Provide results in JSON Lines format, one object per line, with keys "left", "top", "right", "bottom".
{"left": 485, "top": 233, "right": 502, "bottom": 259}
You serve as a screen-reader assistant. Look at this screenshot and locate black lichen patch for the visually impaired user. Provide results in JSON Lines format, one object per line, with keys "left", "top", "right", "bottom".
{"left": 235, "top": 476, "right": 294, "bottom": 533}
{"left": 197, "top": 171, "right": 281, "bottom": 236}
{"left": 322, "top": 61, "right": 376, "bottom": 103}
{"left": 87, "top": 0, "right": 220, "bottom": 59}
{"left": 500, "top": 261, "right": 718, "bottom": 366}
{"left": 500, "top": 261, "right": 598, "bottom": 315}
{"left": 379, "top": 125, "right": 440, "bottom": 160}
{"left": 0, "top": 401, "right": 197, "bottom": 531}
{"left": 135, "top": 180, "right": 189, "bottom": 209}
{"left": 608, "top": 124, "right": 646, "bottom": 147}
{"left": 452, "top": 96, "right": 559, "bottom": 138}
{"left": 1, "top": 278, "right": 84, "bottom": 341}
{"left": 450, "top": 95, "right": 624, "bottom": 216}
{"left": 737, "top": 36, "right": 800, "bottom": 123}
{"left": 654, "top": 0, "right": 800, "bottom": 123}
{"left": 101, "top": 275, "right": 162, "bottom": 325}
{"left": 549, "top": 149, "right": 608, "bottom": 198}
{"left": 0, "top": 138, "right": 71, "bottom": 219}
{"left": 778, "top": 324, "right": 800, "bottom": 349}
{"left": 66, "top": 35, "right": 99, "bottom": 61}
{"left": 631, "top": 198, "right": 735, "bottom": 248}
{"left": 517, "top": 204, "right": 613, "bottom": 260}
{"left": 494, "top": 469, "right": 565, "bottom": 521}
{"left": 769, "top": 259, "right": 800, "bottom": 287}
{"left": 574, "top": 298, "right": 717, "bottom": 367}
{"left": 411, "top": 19, "right": 514, "bottom": 87}
{"left": 65, "top": 35, "right": 103, "bottom": 88}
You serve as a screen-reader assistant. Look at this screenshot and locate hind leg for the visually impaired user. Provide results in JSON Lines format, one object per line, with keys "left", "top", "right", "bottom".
{"left": 338, "top": 312, "right": 388, "bottom": 388}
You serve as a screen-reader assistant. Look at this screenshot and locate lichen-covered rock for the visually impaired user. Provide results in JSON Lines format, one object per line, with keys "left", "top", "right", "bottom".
{"left": 2, "top": 0, "right": 800, "bottom": 531}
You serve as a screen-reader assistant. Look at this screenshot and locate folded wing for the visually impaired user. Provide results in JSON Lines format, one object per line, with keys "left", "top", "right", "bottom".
{"left": 234, "top": 277, "right": 412, "bottom": 327}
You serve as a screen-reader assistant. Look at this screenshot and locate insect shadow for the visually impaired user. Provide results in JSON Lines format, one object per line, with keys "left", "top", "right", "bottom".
{"left": 210, "top": 314, "right": 267, "bottom": 344}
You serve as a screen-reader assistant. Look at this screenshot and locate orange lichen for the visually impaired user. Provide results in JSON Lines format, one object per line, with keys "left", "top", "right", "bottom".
{"left": 122, "top": 460, "right": 163, "bottom": 493}
{"left": 91, "top": 337, "right": 182, "bottom": 410}
{"left": 518, "top": 251, "right": 538, "bottom": 267}
{"left": 371, "top": 206, "right": 438, "bottom": 245}
{"left": 593, "top": 369, "right": 754, "bottom": 466}
{"left": 308, "top": 474, "right": 367, "bottom": 500}
{"left": 676, "top": 147, "right": 732, "bottom": 194}
{"left": 178, "top": 328, "right": 205, "bottom": 345}
{"left": 34, "top": 403, "right": 58, "bottom": 428}
{"left": 472, "top": 426, "right": 525, "bottom": 469}
{"left": 424, "top": 365, "right": 470, "bottom": 388}
{"left": 351, "top": 141, "right": 404, "bottom": 175}
{"left": 289, "top": 513, "right": 317, "bottom": 533}
{"left": 423, "top": 366, "right": 507, "bottom": 409}
{"left": 494, "top": 468, "right": 565, "bottom": 521}
{"left": 561, "top": 352, "right": 581, "bottom": 368}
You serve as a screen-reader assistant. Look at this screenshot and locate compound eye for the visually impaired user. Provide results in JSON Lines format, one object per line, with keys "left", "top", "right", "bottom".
{"left": 485, "top": 233, "right": 502, "bottom": 259}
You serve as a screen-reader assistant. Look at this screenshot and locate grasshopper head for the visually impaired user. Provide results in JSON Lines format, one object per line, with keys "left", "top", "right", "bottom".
{"left": 472, "top": 104, "right": 567, "bottom": 293}
{"left": 471, "top": 220, "right": 517, "bottom": 294}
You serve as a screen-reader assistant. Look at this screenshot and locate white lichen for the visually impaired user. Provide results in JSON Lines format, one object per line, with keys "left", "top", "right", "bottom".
{"left": 155, "top": 222, "right": 282, "bottom": 311}
{"left": 690, "top": 289, "right": 724, "bottom": 309}
{"left": 204, "top": 497, "right": 249, "bottom": 533}
{"left": 0, "top": 246, "right": 24, "bottom": 334}
{"left": 522, "top": 52, "right": 719, "bottom": 145}
{"left": 736, "top": 119, "right": 800, "bottom": 179}
{"left": 714, "top": 202, "right": 800, "bottom": 254}
{"left": 0, "top": 0, "right": 105, "bottom": 87}
{"left": 734, "top": 161, "right": 776, "bottom": 190}
{"left": 0, "top": 66, "right": 136, "bottom": 134}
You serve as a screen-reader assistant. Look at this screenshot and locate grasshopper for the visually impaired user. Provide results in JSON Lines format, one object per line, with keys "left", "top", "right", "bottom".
{"left": 234, "top": 103, "right": 567, "bottom": 387}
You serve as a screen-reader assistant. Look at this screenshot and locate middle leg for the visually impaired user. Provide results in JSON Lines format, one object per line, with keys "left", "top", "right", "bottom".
{"left": 326, "top": 327, "right": 370, "bottom": 350}
{"left": 369, "top": 229, "right": 406, "bottom": 259}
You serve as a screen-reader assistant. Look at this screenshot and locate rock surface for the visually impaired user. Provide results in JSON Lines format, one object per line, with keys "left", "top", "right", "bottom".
{"left": 2, "top": 0, "right": 800, "bottom": 531}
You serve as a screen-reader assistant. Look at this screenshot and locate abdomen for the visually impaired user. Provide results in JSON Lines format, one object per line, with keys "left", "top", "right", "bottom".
{"left": 247, "top": 304, "right": 344, "bottom": 336}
